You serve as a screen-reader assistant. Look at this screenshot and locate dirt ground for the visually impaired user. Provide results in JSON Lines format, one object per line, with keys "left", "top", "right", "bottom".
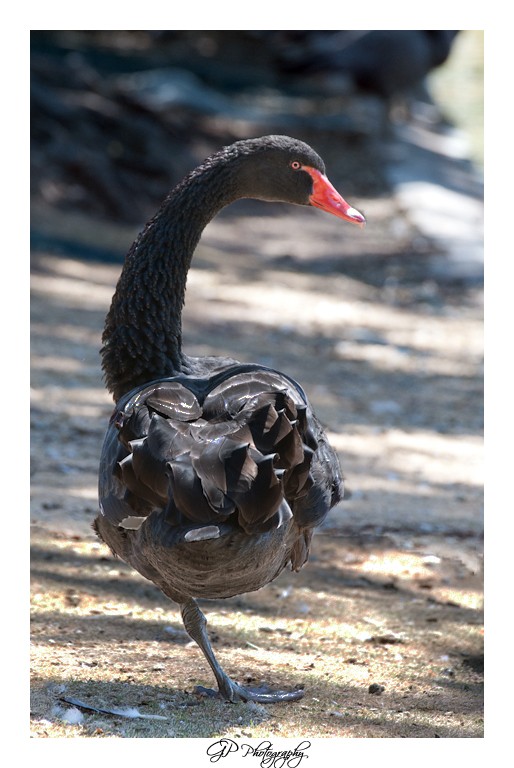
{"left": 30, "top": 124, "right": 483, "bottom": 740}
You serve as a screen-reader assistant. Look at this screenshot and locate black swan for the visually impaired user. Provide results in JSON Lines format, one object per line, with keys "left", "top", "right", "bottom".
{"left": 94, "top": 135, "right": 365, "bottom": 703}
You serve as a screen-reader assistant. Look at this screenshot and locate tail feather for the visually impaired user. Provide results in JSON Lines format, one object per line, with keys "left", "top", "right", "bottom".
{"left": 231, "top": 453, "right": 284, "bottom": 533}
{"left": 167, "top": 453, "right": 232, "bottom": 523}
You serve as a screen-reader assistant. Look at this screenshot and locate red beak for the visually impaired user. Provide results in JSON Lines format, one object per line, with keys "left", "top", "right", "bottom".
{"left": 304, "top": 166, "right": 366, "bottom": 228}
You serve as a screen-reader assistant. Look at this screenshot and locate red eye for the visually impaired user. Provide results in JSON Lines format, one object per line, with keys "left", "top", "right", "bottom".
{"left": 290, "top": 161, "right": 301, "bottom": 170}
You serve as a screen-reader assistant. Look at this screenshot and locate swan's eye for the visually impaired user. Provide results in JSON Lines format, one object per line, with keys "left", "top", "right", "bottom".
{"left": 290, "top": 161, "right": 301, "bottom": 170}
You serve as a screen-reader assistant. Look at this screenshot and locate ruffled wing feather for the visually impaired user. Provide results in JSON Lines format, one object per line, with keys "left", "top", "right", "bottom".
{"left": 98, "top": 367, "right": 342, "bottom": 547}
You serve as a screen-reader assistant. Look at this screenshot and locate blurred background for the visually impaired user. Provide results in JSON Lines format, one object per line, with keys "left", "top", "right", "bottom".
{"left": 30, "top": 30, "right": 483, "bottom": 227}
{"left": 30, "top": 31, "right": 484, "bottom": 738}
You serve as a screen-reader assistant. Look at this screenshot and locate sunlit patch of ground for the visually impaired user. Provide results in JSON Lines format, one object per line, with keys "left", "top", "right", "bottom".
{"left": 30, "top": 525, "right": 483, "bottom": 738}
{"left": 30, "top": 167, "right": 482, "bottom": 737}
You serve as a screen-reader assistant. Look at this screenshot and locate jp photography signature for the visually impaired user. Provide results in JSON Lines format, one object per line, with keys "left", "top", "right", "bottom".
{"left": 206, "top": 739, "right": 310, "bottom": 768}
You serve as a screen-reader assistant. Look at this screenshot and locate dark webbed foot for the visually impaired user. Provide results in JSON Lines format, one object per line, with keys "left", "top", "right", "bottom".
{"left": 180, "top": 599, "right": 304, "bottom": 704}
{"left": 195, "top": 681, "right": 304, "bottom": 704}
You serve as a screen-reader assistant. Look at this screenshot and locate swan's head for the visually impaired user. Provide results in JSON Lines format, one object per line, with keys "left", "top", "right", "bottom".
{"left": 229, "top": 135, "right": 366, "bottom": 228}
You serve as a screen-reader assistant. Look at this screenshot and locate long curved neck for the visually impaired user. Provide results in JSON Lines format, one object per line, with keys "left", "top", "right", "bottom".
{"left": 101, "top": 155, "right": 241, "bottom": 401}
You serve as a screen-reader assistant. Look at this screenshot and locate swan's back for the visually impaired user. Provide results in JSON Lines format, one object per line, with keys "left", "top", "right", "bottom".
{"left": 98, "top": 362, "right": 342, "bottom": 594}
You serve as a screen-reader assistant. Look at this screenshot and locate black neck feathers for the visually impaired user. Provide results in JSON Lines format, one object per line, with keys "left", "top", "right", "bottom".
{"left": 100, "top": 135, "right": 326, "bottom": 402}
{"left": 101, "top": 154, "right": 241, "bottom": 401}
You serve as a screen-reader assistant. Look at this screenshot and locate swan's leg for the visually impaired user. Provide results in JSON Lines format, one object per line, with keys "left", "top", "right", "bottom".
{"left": 180, "top": 598, "right": 304, "bottom": 703}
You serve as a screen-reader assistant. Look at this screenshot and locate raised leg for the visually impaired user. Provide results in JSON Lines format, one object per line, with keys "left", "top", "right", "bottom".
{"left": 180, "top": 598, "right": 304, "bottom": 703}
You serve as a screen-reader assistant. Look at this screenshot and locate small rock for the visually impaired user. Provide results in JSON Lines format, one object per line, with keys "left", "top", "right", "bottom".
{"left": 367, "top": 633, "right": 404, "bottom": 645}
{"left": 462, "top": 654, "right": 484, "bottom": 673}
{"left": 368, "top": 683, "right": 385, "bottom": 695}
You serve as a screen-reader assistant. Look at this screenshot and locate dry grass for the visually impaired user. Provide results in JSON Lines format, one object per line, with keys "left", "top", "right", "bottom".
{"left": 30, "top": 155, "right": 483, "bottom": 739}
{"left": 30, "top": 525, "right": 483, "bottom": 739}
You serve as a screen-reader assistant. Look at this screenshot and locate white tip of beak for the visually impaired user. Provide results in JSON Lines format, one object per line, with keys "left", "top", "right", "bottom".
{"left": 346, "top": 207, "right": 366, "bottom": 227}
